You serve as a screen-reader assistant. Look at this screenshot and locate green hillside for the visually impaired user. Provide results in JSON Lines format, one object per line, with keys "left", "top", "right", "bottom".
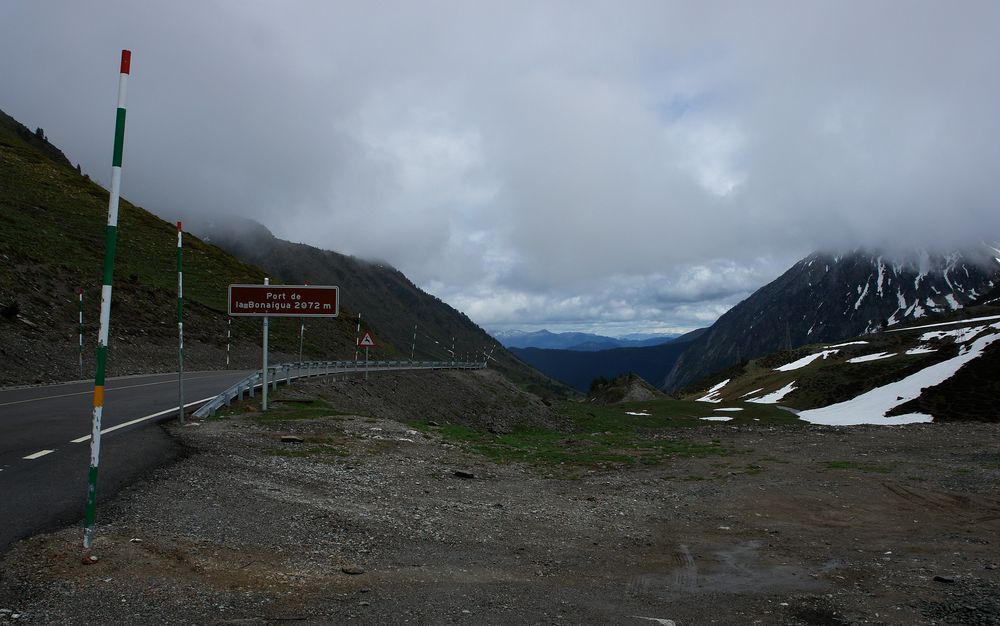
{"left": 0, "top": 108, "right": 360, "bottom": 385}
{"left": 679, "top": 304, "right": 1000, "bottom": 421}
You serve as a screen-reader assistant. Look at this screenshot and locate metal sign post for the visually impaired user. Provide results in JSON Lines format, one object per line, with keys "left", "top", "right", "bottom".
{"left": 228, "top": 283, "right": 339, "bottom": 411}
{"left": 358, "top": 331, "right": 377, "bottom": 381}
{"left": 262, "top": 278, "right": 269, "bottom": 411}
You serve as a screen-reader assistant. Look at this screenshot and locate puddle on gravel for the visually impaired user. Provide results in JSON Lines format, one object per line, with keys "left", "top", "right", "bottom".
{"left": 629, "top": 541, "right": 838, "bottom": 599}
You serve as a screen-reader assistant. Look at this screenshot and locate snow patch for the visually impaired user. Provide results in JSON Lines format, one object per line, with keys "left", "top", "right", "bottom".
{"left": 774, "top": 350, "right": 839, "bottom": 372}
{"left": 921, "top": 325, "right": 987, "bottom": 344}
{"left": 885, "top": 314, "right": 1000, "bottom": 333}
{"left": 748, "top": 382, "right": 797, "bottom": 404}
{"left": 697, "top": 379, "right": 731, "bottom": 403}
{"left": 798, "top": 332, "right": 1000, "bottom": 426}
{"left": 945, "top": 294, "right": 960, "bottom": 310}
{"left": 876, "top": 258, "right": 886, "bottom": 296}
{"left": 827, "top": 341, "right": 869, "bottom": 348}
{"left": 625, "top": 411, "right": 651, "bottom": 416}
{"left": 714, "top": 408, "right": 744, "bottom": 412}
{"left": 906, "top": 346, "right": 936, "bottom": 355}
{"left": 847, "top": 352, "right": 895, "bottom": 364}
{"left": 700, "top": 416, "right": 734, "bottom": 422}
{"left": 854, "top": 281, "right": 870, "bottom": 310}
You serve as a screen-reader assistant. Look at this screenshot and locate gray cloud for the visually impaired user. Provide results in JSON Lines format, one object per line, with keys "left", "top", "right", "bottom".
{"left": 2, "top": 1, "right": 997, "bottom": 334}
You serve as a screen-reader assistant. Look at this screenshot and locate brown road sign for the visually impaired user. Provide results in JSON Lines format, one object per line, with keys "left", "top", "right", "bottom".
{"left": 229, "top": 284, "right": 339, "bottom": 317}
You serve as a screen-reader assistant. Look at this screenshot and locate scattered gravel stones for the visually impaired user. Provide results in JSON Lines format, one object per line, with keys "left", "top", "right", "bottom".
{"left": 0, "top": 376, "right": 998, "bottom": 624}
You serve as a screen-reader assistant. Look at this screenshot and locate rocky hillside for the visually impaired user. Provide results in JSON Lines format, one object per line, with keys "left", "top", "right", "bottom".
{"left": 664, "top": 250, "right": 1000, "bottom": 391}
{"left": 586, "top": 372, "right": 665, "bottom": 404}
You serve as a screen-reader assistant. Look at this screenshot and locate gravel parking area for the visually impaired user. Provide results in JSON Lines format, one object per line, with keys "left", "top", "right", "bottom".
{"left": 2, "top": 371, "right": 999, "bottom": 625}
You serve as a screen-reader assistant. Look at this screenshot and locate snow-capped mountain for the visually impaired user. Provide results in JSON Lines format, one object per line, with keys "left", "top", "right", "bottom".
{"left": 663, "top": 248, "right": 1000, "bottom": 391}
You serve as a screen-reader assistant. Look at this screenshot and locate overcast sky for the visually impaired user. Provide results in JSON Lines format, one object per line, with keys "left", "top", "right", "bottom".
{"left": 3, "top": 1, "right": 998, "bottom": 335}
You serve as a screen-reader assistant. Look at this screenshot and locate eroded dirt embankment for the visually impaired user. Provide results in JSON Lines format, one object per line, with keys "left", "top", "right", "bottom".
{"left": 1, "top": 370, "right": 999, "bottom": 625}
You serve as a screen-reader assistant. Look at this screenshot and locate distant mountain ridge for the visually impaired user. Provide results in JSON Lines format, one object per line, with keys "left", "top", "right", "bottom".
{"left": 494, "top": 329, "right": 680, "bottom": 351}
{"left": 510, "top": 332, "right": 702, "bottom": 392}
{"left": 664, "top": 249, "right": 1000, "bottom": 391}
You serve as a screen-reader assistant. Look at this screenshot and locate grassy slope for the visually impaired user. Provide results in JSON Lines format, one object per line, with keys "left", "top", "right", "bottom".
{"left": 678, "top": 305, "right": 1000, "bottom": 421}
{"left": 0, "top": 110, "right": 360, "bottom": 384}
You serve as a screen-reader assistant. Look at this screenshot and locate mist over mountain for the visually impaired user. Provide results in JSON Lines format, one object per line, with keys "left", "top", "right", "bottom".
{"left": 186, "top": 215, "right": 563, "bottom": 394}
{"left": 663, "top": 248, "right": 1000, "bottom": 391}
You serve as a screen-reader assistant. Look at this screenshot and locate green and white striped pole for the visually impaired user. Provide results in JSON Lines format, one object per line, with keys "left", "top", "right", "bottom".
{"left": 83, "top": 49, "right": 131, "bottom": 555}
{"left": 177, "top": 221, "right": 184, "bottom": 423}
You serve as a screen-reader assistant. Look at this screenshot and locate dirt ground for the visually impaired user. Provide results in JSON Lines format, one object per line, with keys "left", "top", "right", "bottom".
{"left": 1, "top": 371, "right": 999, "bottom": 625}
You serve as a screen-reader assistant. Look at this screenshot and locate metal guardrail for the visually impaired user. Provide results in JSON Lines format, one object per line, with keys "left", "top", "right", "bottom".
{"left": 192, "top": 359, "right": 485, "bottom": 418}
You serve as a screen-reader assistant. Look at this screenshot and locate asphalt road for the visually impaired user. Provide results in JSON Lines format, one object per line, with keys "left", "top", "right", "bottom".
{"left": 0, "top": 370, "right": 250, "bottom": 555}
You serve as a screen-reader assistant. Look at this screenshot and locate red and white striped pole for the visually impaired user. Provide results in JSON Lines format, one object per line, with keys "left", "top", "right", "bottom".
{"left": 76, "top": 287, "right": 84, "bottom": 378}
{"left": 83, "top": 49, "right": 131, "bottom": 556}
{"left": 354, "top": 312, "right": 362, "bottom": 362}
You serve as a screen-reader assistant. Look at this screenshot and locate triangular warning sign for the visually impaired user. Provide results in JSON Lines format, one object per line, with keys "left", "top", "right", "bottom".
{"left": 358, "top": 331, "right": 377, "bottom": 348}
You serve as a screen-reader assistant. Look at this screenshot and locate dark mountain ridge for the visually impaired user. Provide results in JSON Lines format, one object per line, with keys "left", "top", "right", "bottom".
{"left": 511, "top": 335, "right": 698, "bottom": 392}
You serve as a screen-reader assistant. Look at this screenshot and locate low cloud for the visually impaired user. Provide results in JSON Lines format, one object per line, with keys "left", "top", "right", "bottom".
{"left": 2, "top": 2, "right": 997, "bottom": 334}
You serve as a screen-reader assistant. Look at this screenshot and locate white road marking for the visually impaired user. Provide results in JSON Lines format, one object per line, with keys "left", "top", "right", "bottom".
{"left": 23, "top": 449, "right": 55, "bottom": 460}
{"left": 71, "top": 396, "right": 216, "bottom": 443}
{"left": 0, "top": 372, "right": 243, "bottom": 407}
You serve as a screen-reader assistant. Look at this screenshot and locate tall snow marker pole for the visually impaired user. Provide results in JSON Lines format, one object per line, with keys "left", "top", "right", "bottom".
{"left": 355, "top": 313, "right": 362, "bottom": 362}
{"left": 83, "top": 49, "right": 131, "bottom": 555}
{"left": 226, "top": 318, "right": 231, "bottom": 368}
{"left": 76, "top": 288, "right": 84, "bottom": 378}
{"left": 176, "top": 222, "right": 184, "bottom": 423}
{"left": 262, "top": 278, "right": 269, "bottom": 411}
{"left": 411, "top": 324, "right": 416, "bottom": 361}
